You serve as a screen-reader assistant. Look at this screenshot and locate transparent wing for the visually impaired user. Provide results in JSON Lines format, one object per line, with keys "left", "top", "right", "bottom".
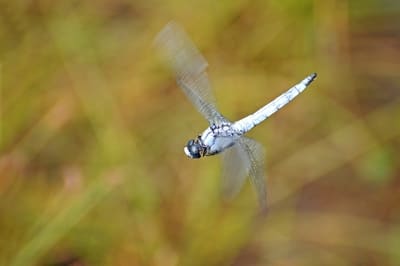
{"left": 221, "top": 137, "right": 267, "bottom": 209}
{"left": 154, "top": 21, "right": 226, "bottom": 124}
{"left": 221, "top": 141, "right": 251, "bottom": 201}
{"left": 240, "top": 137, "right": 267, "bottom": 210}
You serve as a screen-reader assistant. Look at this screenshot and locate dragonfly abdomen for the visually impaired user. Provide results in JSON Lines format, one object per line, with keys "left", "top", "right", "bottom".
{"left": 232, "top": 73, "right": 317, "bottom": 133}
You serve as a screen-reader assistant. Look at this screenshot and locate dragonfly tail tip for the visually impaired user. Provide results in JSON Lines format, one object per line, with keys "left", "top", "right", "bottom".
{"left": 311, "top": 72, "right": 317, "bottom": 79}
{"left": 305, "top": 73, "right": 317, "bottom": 86}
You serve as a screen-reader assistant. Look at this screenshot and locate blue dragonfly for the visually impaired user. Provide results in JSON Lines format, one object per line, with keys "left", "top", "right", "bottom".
{"left": 155, "top": 22, "right": 316, "bottom": 209}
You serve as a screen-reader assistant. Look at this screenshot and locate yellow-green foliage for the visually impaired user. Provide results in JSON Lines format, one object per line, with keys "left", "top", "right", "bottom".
{"left": 1, "top": 1, "right": 399, "bottom": 265}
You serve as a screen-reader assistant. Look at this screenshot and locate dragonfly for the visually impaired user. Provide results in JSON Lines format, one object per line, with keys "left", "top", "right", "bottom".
{"left": 154, "top": 22, "right": 316, "bottom": 209}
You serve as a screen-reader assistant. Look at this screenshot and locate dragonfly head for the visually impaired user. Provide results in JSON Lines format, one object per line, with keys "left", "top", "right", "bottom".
{"left": 184, "top": 138, "right": 204, "bottom": 159}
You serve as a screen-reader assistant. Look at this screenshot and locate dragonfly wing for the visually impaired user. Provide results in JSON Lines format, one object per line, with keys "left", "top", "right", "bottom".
{"left": 154, "top": 22, "right": 227, "bottom": 125}
{"left": 221, "top": 141, "right": 251, "bottom": 201}
{"left": 239, "top": 137, "right": 267, "bottom": 209}
{"left": 221, "top": 137, "right": 267, "bottom": 209}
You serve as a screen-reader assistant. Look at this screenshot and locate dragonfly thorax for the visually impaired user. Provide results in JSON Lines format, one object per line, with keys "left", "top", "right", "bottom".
{"left": 184, "top": 124, "right": 239, "bottom": 159}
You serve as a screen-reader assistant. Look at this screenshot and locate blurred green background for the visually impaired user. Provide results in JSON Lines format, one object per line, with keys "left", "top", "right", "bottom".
{"left": 1, "top": 0, "right": 399, "bottom": 265}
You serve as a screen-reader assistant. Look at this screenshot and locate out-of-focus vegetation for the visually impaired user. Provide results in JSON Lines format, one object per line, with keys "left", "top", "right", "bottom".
{"left": 1, "top": 0, "right": 399, "bottom": 265}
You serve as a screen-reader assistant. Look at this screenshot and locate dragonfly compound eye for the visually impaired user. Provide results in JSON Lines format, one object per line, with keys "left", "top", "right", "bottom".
{"left": 184, "top": 139, "right": 202, "bottom": 159}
